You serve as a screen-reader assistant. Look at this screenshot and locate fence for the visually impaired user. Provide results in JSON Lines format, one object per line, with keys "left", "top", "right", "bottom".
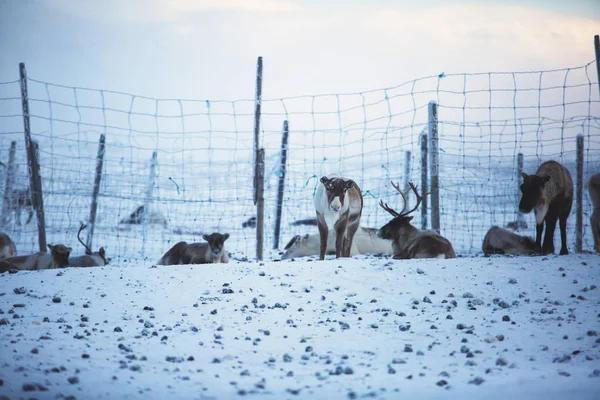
{"left": 1, "top": 38, "right": 599, "bottom": 262}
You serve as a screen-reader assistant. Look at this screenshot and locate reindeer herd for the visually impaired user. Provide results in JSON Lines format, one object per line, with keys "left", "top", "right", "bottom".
{"left": 0, "top": 160, "right": 599, "bottom": 274}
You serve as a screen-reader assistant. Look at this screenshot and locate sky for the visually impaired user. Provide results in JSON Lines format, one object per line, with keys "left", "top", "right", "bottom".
{"left": 1, "top": 0, "right": 599, "bottom": 101}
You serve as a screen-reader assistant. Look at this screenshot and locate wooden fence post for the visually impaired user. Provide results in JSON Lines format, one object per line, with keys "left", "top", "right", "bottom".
{"left": 253, "top": 56, "right": 263, "bottom": 206}
{"left": 86, "top": 134, "right": 106, "bottom": 250}
{"left": 428, "top": 101, "right": 440, "bottom": 233}
{"left": 273, "top": 120, "right": 289, "bottom": 250}
{"left": 576, "top": 134, "right": 584, "bottom": 253}
{"left": 20, "top": 63, "right": 47, "bottom": 251}
{"left": 420, "top": 133, "right": 428, "bottom": 230}
{"left": 256, "top": 148, "right": 265, "bottom": 260}
{"left": 1, "top": 141, "right": 17, "bottom": 225}
{"left": 594, "top": 35, "right": 600, "bottom": 99}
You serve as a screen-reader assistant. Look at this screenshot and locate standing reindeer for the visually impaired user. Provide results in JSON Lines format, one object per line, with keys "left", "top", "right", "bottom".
{"left": 378, "top": 181, "right": 456, "bottom": 259}
{"left": 4, "top": 189, "right": 34, "bottom": 226}
{"left": 314, "top": 175, "right": 363, "bottom": 260}
{"left": 519, "top": 160, "right": 573, "bottom": 255}
{"left": 586, "top": 173, "right": 600, "bottom": 253}
{"left": 68, "top": 224, "right": 107, "bottom": 267}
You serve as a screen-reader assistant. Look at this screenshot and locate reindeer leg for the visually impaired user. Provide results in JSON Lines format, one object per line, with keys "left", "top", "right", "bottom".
{"left": 535, "top": 222, "right": 543, "bottom": 252}
{"left": 344, "top": 214, "right": 360, "bottom": 257}
{"left": 542, "top": 215, "right": 557, "bottom": 255}
{"left": 317, "top": 213, "right": 328, "bottom": 261}
{"left": 335, "top": 213, "right": 348, "bottom": 258}
{"left": 558, "top": 214, "right": 569, "bottom": 255}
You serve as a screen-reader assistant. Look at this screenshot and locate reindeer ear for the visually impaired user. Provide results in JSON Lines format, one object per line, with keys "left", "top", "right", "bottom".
{"left": 320, "top": 176, "right": 329, "bottom": 184}
{"left": 521, "top": 172, "right": 528, "bottom": 181}
{"left": 47, "top": 244, "right": 53, "bottom": 252}
{"left": 542, "top": 175, "right": 551, "bottom": 183}
{"left": 223, "top": 233, "right": 230, "bottom": 241}
{"left": 345, "top": 180, "right": 355, "bottom": 189}
{"left": 406, "top": 216, "right": 414, "bottom": 222}
{"left": 99, "top": 247, "right": 105, "bottom": 257}
{"left": 202, "top": 235, "right": 209, "bottom": 241}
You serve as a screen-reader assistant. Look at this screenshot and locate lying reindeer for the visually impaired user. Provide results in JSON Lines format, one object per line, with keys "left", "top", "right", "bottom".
{"left": 519, "top": 160, "right": 573, "bottom": 255}
{"left": 281, "top": 227, "right": 393, "bottom": 260}
{"left": 482, "top": 226, "right": 538, "bottom": 256}
{"left": 586, "top": 173, "right": 600, "bottom": 253}
{"left": 68, "top": 224, "right": 108, "bottom": 267}
{"left": 0, "top": 233, "right": 16, "bottom": 259}
{"left": 158, "top": 232, "right": 230, "bottom": 265}
{"left": 378, "top": 181, "right": 456, "bottom": 259}
{"left": 314, "top": 175, "right": 363, "bottom": 260}
{"left": 0, "top": 244, "right": 71, "bottom": 273}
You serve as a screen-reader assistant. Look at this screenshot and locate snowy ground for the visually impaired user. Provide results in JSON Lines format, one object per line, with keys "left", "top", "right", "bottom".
{"left": 0, "top": 253, "right": 599, "bottom": 400}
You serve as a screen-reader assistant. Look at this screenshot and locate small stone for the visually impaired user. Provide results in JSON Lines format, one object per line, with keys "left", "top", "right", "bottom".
{"left": 436, "top": 380, "right": 447, "bottom": 387}
{"left": 508, "top": 278, "right": 517, "bottom": 284}
{"left": 469, "top": 377, "right": 484, "bottom": 385}
{"left": 68, "top": 376, "right": 79, "bottom": 384}
{"left": 13, "top": 287, "right": 26, "bottom": 294}
{"left": 502, "top": 315, "right": 511, "bottom": 322}
{"left": 52, "top": 297, "right": 62, "bottom": 303}
{"left": 496, "top": 357, "right": 508, "bottom": 366}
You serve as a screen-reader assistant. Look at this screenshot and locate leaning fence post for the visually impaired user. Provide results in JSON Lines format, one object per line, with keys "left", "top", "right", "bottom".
{"left": 31, "top": 141, "right": 46, "bottom": 251}
{"left": 86, "top": 134, "right": 106, "bottom": 250}
{"left": 516, "top": 153, "right": 525, "bottom": 227}
{"left": 576, "top": 134, "right": 584, "bottom": 253}
{"left": 256, "top": 148, "right": 265, "bottom": 261}
{"left": 20, "top": 63, "right": 47, "bottom": 251}
{"left": 253, "top": 56, "right": 263, "bottom": 206}
{"left": 428, "top": 101, "right": 440, "bottom": 233}
{"left": 273, "top": 120, "right": 289, "bottom": 250}
{"left": 594, "top": 35, "right": 600, "bottom": 99}
{"left": 1, "top": 141, "right": 17, "bottom": 225}
{"left": 420, "top": 133, "right": 428, "bottom": 230}
{"left": 403, "top": 150, "right": 411, "bottom": 205}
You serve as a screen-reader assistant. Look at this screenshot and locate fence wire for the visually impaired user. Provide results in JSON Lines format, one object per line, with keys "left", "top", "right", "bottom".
{"left": 0, "top": 61, "right": 598, "bottom": 261}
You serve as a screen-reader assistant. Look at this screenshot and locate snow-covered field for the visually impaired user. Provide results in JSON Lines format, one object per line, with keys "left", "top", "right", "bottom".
{"left": 1, "top": 253, "right": 599, "bottom": 400}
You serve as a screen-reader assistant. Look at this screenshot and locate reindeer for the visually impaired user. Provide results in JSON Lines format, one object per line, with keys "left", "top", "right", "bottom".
{"left": 68, "top": 224, "right": 107, "bottom": 267}
{"left": 157, "top": 232, "right": 230, "bottom": 265}
{"left": 482, "top": 226, "right": 539, "bottom": 256}
{"left": 281, "top": 227, "right": 393, "bottom": 260}
{"left": 586, "top": 173, "right": 600, "bottom": 253}
{"left": 519, "top": 160, "right": 573, "bottom": 255}
{"left": 0, "top": 244, "right": 71, "bottom": 273}
{"left": 314, "top": 175, "right": 363, "bottom": 260}
{"left": 378, "top": 181, "right": 456, "bottom": 259}
{"left": 0, "top": 233, "right": 16, "bottom": 259}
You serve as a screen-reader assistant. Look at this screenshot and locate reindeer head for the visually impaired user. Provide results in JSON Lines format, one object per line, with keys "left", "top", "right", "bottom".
{"left": 48, "top": 244, "right": 72, "bottom": 267}
{"left": 320, "top": 176, "right": 356, "bottom": 214}
{"left": 202, "top": 233, "right": 230, "bottom": 256}
{"left": 377, "top": 181, "right": 424, "bottom": 240}
{"left": 519, "top": 172, "right": 550, "bottom": 213}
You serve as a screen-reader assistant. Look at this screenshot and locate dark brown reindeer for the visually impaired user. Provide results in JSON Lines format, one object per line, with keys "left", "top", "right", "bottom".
{"left": 586, "top": 173, "right": 600, "bottom": 253}
{"left": 0, "top": 233, "right": 17, "bottom": 259}
{"left": 314, "top": 175, "right": 363, "bottom": 260}
{"left": 519, "top": 160, "right": 573, "bottom": 255}
{"left": 157, "top": 232, "right": 230, "bottom": 265}
{"left": 378, "top": 181, "right": 456, "bottom": 259}
{"left": 0, "top": 244, "right": 71, "bottom": 273}
{"left": 482, "top": 226, "right": 539, "bottom": 256}
{"left": 68, "top": 224, "right": 108, "bottom": 267}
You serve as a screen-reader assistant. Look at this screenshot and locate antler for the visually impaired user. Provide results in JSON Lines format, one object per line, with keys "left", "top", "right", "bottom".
{"left": 382, "top": 181, "right": 429, "bottom": 218}
{"left": 77, "top": 223, "right": 93, "bottom": 255}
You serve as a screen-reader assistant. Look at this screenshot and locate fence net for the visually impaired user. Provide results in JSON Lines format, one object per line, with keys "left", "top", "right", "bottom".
{"left": 0, "top": 61, "right": 599, "bottom": 261}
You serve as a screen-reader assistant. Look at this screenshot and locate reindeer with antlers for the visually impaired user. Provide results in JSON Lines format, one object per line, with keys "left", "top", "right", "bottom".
{"left": 68, "top": 224, "right": 108, "bottom": 267}
{"left": 378, "top": 181, "right": 456, "bottom": 259}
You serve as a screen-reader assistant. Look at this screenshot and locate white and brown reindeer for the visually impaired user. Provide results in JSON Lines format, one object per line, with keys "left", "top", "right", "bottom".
{"left": 68, "top": 224, "right": 108, "bottom": 267}
{"left": 281, "top": 227, "right": 394, "bottom": 260}
{"left": 586, "top": 172, "right": 600, "bottom": 253}
{"left": 378, "top": 181, "right": 456, "bottom": 259}
{"left": 519, "top": 160, "right": 573, "bottom": 255}
{"left": 158, "top": 232, "right": 230, "bottom": 265}
{"left": 0, "top": 233, "right": 17, "bottom": 259}
{"left": 314, "top": 175, "right": 363, "bottom": 260}
{"left": 482, "top": 226, "right": 539, "bottom": 256}
{"left": 0, "top": 244, "right": 72, "bottom": 273}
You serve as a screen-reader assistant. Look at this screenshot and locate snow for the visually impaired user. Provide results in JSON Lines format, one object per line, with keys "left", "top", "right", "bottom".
{"left": 1, "top": 253, "right": 599, "bottom": 399}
